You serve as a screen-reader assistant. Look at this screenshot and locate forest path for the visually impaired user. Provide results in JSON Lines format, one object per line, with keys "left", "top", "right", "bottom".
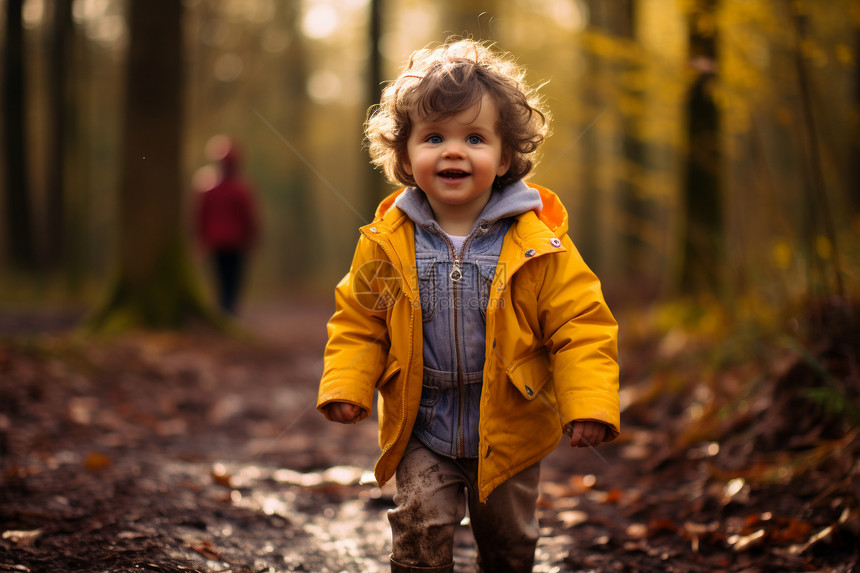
{"left": 0, "top": 301, "right": 856, "bottom": 572}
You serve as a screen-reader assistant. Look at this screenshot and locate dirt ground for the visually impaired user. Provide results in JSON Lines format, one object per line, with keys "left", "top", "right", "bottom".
{"left": 0, "top": 301, "right": 858, "bottom": 572}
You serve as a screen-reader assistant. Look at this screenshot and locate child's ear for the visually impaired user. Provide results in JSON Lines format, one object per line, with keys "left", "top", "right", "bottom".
{"left": 402, "top": 157, "right": 413, "bottom": 176}
{"left": 496, "top": 150, "right": 512, "bottom": 177}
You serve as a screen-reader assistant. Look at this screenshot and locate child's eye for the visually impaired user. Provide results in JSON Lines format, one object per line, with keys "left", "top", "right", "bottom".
{"left": 426, "top": 135, "right": 443, "bottom": 144}
{"left": 467, "top": 135, "right": 483, "bottom": 145}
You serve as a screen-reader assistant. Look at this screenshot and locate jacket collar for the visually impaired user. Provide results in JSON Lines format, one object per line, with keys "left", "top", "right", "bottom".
{"left": 360, "top": 182, "right": 570, "bottom": 297}
{"left": 392, "top": 180, "right": 543, "bottom": 233}
{"left": 368, "top": 181, "right": 568, "bottom": 235}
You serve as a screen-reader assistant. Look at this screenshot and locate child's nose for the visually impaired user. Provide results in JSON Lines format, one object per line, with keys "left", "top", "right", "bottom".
{"left": 442, "top": 143, "right": 466, "bottom": 158}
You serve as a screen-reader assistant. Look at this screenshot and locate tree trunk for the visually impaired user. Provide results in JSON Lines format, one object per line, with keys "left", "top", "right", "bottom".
{"left": 363, "top": 0, "right": 384, "bottom": 219}
{"left": 679, "top": 0, "right": 724, "bottom": 298}
{"left": 2, "top": 0, "right": 36, "bottom": 269}
{"left": 608, "top": 1, "right": 651, "bottom": 284}
{"left": 45, "top": 0, "right": 73, "bottom": 269}
{"left": 854, "top": 28, "right": 860, "bottom": 217}
{"left": 578, "top": 0, "right": 609, "bottom": 269}
{"left": 787, "top": 2, "right": 844, "bottom": 300}
{"left": 87, "top": 0, "right": 216, "bottom": 332}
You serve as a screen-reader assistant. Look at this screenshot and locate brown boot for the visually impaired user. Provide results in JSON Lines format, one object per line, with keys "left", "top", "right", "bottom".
{"left": 389, "top": 555, "right": 455, "bottom": 573}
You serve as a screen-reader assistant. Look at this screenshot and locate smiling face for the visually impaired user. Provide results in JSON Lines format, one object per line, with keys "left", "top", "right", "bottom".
{"left": 403, "top": 94, "right": 511, "bottom": 225}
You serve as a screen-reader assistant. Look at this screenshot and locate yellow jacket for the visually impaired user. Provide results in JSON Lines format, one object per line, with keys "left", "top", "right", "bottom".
{"left": 317, "top": 184, "right": 619, "bottom": 501}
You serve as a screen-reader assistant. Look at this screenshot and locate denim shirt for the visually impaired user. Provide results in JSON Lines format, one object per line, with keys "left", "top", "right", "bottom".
{"left": 394, "top": 181, "right": 543, "bottom": 458}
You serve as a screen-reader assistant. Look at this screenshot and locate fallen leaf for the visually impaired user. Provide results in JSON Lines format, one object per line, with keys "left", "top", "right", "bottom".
{"left": 569, "top": 474, "right": 597, "bottom": 495}
{"left": 68, "top": 397, "right": 98, "bottom": 425}
{"left": 647, "top": 518, "right": 680, "bottom": 537}
{"left": 211, "top": 464, "right": 233, "bottom": 488}
{"left": 1, "top": 529, "right": 42, "bottom": 548}
{"left": 620, "top": 443, "right": 652, "bottom": 460}
{"left": 683, "top": 521, "right": 718, "bottom": 553}
{"left": 84, "top": 452, "right": 112, "bottom": 471}
{"left": 770, "top": 516, "right": 813, "bottom": 543}
{"left": 189, "top": 540, "right": 222, "bottom": 560}
{"left": 625, "top": 523, "right": 648, "bottom": 539}
{"left": 782, "top": 508, "right": 851, "bottom": 555}
{"left": 728, "top": 528, "right": 766, "bottom": 551}
{"left": 558, "top": 510, "right": 589, "bottom": 528}
{"left": 0, "top": 563, "right": 32, "bottom": 572}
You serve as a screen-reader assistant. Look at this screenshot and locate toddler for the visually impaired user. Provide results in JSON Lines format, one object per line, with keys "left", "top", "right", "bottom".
{"left": 318, "top": 39, "right": 620, "bottom": 572}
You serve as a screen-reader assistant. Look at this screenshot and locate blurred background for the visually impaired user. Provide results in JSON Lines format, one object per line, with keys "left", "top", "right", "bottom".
{"left": 0, "top": 0, "right": 857, "bottom": 327}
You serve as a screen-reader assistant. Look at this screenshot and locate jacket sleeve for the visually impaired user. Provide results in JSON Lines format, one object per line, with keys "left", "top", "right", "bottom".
{"left": 536, "top": 234, "right": 620, "bottom": 440}
{"left": 317, "top": 235, "right": 391, "bottom": 422}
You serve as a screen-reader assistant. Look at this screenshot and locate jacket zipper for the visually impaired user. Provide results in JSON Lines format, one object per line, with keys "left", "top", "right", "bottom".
{"left": 444, "top": 232, "right": 475, "bottom": 459}
{"left": 448, "top": 239, "right": 464, "bottom": 458}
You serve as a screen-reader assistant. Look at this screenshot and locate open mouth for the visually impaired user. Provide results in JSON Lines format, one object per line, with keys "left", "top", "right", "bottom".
{"left": 438, "top": 169, "right": 470, "bottom": 180}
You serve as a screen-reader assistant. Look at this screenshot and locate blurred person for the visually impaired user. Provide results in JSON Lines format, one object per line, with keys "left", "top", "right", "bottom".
{"left": 317, "top": 39, "right": 620, "bottom": 572}
{"left": 193, "top": 135, "right": 259, "bottom": 314}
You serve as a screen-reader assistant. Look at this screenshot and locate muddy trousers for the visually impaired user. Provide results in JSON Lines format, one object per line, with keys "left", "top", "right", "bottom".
{"left": 388, "top": 438, "right": 540, "bottom": 573}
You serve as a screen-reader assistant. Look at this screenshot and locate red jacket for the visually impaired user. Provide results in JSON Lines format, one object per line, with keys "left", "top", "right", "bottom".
{"left": 195, "top": 150, "right": 258, "bottom": 250}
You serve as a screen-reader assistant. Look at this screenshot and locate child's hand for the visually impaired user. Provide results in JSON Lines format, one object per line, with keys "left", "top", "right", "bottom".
{"left": 568, "top": 421, "right": 607, "bottom": 448}
{"left": 327, "top": 401, "right": 363, "bottom": 424}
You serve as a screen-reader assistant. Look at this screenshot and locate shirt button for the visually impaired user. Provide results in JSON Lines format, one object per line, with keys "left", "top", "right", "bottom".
{"left": 524, "top": 248, "right": 536, "bottom": 257}
{"left": 550, "top": 238, "right": 562, "bottom": 248}
{"left": 369, "top": 227, "right": 378, "bottom": 233}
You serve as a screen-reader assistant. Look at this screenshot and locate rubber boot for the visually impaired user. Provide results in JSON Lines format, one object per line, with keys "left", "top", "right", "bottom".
{"left": 389, "top": 555, "right": 455, "bottom": 573}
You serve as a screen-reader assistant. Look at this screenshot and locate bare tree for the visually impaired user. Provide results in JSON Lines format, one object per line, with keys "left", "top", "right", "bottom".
{"left": 786, "top": 1, "right": 844, "bottom": 300}
{"left": 87, "top": 0, "right": 215, "bottom": 332}
{"left": 2, "top": 0, "right": 36, "bottom": 269}
{"left": 679, "top": 0, "right": 724, "bottom": 297}
{"left": 363, "top": 0, "right": 385, "bottom": 218}
{"left": 45, "top": 0, "right": 74, "bottom": 269}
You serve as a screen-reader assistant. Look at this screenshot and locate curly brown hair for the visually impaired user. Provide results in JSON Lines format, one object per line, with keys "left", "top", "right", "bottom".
{"left": 365, "top": 39, "right": 551, "bottom": 189}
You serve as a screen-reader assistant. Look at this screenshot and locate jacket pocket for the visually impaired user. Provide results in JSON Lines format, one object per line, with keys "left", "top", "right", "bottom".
{"left": 505, "top": 348, "right": 552, "bottom": 400}
{"left": 414, "top": 372, "right": 440, "bottom": 431}
{"left": 376, "top": 359, "right": 401, "bottom": 389}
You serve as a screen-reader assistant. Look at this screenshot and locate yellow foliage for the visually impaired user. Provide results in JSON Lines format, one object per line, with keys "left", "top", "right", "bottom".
{"left": 801, "top": 38, "right": 829, "bottom": 67}
{"left": 581, "top": 31, "right": 650, "bottom": 66}
{"left": 618, "top": 68, "right": 653, "bottom": 93}
{"left": 835, "top": 44, "right": 854, "bottom": 67}
{"left": 655, "top": 299, "right": 733, "bottom": 340}
{"left": 712, "top": 85, "right": 752, "bottom": 135}
{"left": 815, "top": 236, "right": 833, "bottom": 261}
{"left": 617, "top": 92, "right": 647, "bottom": 118}
{"left": 772, "top": 240, "right": 793, "bottom": 271}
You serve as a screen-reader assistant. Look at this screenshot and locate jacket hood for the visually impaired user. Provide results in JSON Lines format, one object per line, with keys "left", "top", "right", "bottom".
{"left": 372, "top": 181, "right": 569, "bottom": 237}
{"left": 393, "top": 180, "right": 541, "bottom": 232}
